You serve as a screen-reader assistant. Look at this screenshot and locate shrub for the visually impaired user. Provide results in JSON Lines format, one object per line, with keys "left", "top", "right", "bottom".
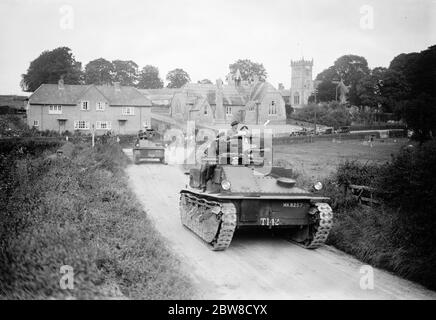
{"left": 0, "top": 137, "right": 63, "bottom": 157}
{"left": 0, "top": 142, "right": 192, "bottom": 299}
{"left": 324, "top": 140, "right": 436, "bottom": 290}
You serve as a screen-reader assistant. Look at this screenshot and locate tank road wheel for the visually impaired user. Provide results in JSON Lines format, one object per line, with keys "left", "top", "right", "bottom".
{"left": 179, "top": 193, "right": 237, "bottom": 251}
{"left": 294, "top": 203, "right": 333, "bottom": 249}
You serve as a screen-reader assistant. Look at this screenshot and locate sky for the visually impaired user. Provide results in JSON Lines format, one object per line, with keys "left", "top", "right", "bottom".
{"left": 0, "top": 0, "right": 435, "bottom": 95}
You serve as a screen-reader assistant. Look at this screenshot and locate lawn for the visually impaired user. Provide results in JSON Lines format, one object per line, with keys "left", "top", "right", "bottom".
{"left": 273, "top": 138, "right": 408, "bottom": 179}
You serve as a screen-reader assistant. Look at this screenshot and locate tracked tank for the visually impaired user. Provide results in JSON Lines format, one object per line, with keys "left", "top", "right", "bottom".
{"left": 133, "top": 129, "right": 166, "bottom": 164}
{"left": 179, "top": 131, "right": 333, "bottom": 251}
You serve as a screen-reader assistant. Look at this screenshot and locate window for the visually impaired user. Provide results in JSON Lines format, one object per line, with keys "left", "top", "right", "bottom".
{"left": 96, "top": 101, "right": 106, "bottom": 111}
{"left": 293, "top": 94, "right": 300, "bottom": 105}
{"left": 48, "top": 105, "right": 62, "bottom": 114}
{"left": 74, "top": 120, "right": 90, "bottom": 130}
{"left": 96, "top": 121, "right": 111, "bottom": 130}
{"left": 268, "top": 101, "right": 277, "bottom": 115}
{"left": 80, "top": 101, "right": 90, "bottom": 111}
{"left": 204, "top": 106, "right": 208, "bottom": 115}
{"left": 33, "top": 120, "right": 39, "bottom": 127}
{"left": 122, "top": 107, "right": 135, "bottom": 115}
{"left": 226, "top": 106, "right": 232, "bottom": 115}
{"left": 248, "top": 103, "right": 255, "bottom": 111}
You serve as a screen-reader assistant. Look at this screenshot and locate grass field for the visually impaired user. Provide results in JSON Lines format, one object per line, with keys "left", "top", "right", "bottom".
{"left": 274, "top": 138, "right": 408, "bottom": 179}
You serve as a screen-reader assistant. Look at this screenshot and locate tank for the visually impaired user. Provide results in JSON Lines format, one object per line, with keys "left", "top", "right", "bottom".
{"left": 179, "top": 132, "right": 333, "bottom": 251}
{"left": 133, "top": 129, "right": 166, "bottom": 164}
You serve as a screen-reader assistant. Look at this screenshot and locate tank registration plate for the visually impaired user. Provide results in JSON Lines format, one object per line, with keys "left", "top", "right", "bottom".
{"left": 260, "top": 217, "right": 280, "bottom": 226}
{"left": 282, "top": 202, "right": 304, "bottom": 208}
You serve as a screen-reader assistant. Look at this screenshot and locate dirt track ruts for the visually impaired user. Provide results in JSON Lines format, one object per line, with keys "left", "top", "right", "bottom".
{"left": 124, "top": 149, "right": 436, "bottom": 300}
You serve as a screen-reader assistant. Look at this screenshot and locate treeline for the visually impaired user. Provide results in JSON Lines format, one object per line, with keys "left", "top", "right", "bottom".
{"left": 20, "top": 47, "right": 268, "bottom": 93}
{"left": 20, "top": 47, "right": 191, "bottom": 91}
{"left": 310, "top": 45, "right": 436, "bottom": 142}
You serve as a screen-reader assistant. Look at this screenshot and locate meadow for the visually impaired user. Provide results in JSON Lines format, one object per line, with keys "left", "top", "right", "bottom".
{"left": 273, "top": 138, "right": 407, "bottom": 179}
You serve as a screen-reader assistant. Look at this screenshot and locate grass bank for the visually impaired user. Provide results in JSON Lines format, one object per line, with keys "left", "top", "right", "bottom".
{"left": 0, "top": 141, "right": 193, "bottom": 299}
{"left": 322, "top": 141, "right": 436, "bottom": 290}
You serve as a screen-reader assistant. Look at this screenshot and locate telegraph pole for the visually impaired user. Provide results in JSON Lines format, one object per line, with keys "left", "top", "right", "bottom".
{"left": 314, "top": 88, "right": 318, "bottom": 134}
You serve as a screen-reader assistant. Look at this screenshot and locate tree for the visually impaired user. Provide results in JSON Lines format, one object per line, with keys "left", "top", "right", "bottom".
{"left": 333, "top": 55, "right": 370, "bottom": 106}
{"left": 355, "top": 67, "right": 386, "bottom": 109}
{"left": 314, "top": 55, "right": 370, "bottom": 105}
{"left": 21, "top": 47, "right": 83, "bottom": 92}
{"left": 137, "top": 65, "right": 164, "bottom": 89}
{"left": 389, "top": 46, "right": 436, "bottom": 141}
{"left": 229, "top": 59, "right": 267, "bottom": 81}
{"left": 166, "top": 68, "right": 191, "bottom": 88}
{"left": 312, "top": 80, "right": 337, "bottom": 103}
{"left": 400, "top": 94, "right": 436, "bottom": 143}
{"left": 197, "top": 79, "right": 213, "bottom": 84}
{"left": 84, "top": 58, "right": 114, "bottom": 85}
{"left": 112, "top": 60, "right": 139, "bottom": 86}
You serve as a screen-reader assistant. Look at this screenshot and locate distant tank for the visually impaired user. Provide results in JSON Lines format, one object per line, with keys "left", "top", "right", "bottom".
{"left": 133, "top": 128, "right": 166, "bottom": 164}
{"left": 179, "top": 132, "right": 333, "bottom": 251}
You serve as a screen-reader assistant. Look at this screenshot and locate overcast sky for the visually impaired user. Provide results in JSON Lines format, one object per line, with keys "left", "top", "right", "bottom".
{"left": 0, "top": 0, "right": 434, "bottom": 95}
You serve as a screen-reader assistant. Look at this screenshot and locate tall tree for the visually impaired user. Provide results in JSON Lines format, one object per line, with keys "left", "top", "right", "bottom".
{"left": 400, "top": 94, "right": 436, "bottom": 143}
{"left": 112, "top": 60, "right": 139, "bottom": 86}
{"left": 229, "top": 59, "right": 267, "bottom": 81}
{"left": 166, "top": 68, "right": 191, "bottom": 88}
{"left": 333, "top": 55, "right": 370, "bottom": 106}
{"left": 84, "top": 58, "right": 114, "bottom": 85}
{"left": 137, "top": 65, "right": 164, "bottom": 89}
{"left": 21, "top": 47, "right": 83, "bottom": 92}
{"left": 314, "top": 55, "right": 370, "bottom": 105}
{"left": 392, "top": 46, "right": 436, "bottom": 141}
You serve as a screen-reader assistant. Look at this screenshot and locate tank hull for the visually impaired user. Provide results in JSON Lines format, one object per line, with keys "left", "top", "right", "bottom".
{"left": 180, "top": 189, "right": 333, "bottom": 250}
{"left": 133, "top": 147, "right": 165, "bottom": 164}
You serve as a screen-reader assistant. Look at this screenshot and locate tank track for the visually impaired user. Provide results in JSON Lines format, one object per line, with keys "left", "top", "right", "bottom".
{"left": 303, "top": 202, "right": 334, "bottom": 249}
{"left": 180, "top": 192, "right": 237, "bottom": 251}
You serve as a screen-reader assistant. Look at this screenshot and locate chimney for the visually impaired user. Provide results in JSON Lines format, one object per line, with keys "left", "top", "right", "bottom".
{"left": 58, "top": 76, "right": 65, "bottom": 90}
{"left": 114, "top": 82, "right": 121, "bottom": 91}
{"left": 214, "top": 79, "right": 225, "bottom": 124}
{"left": 216, "top": 79, "right": 223, "bottom": 90}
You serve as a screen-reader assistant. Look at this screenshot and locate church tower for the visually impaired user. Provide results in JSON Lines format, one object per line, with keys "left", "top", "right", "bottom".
{"left": 290, "top": 58, "right": 314, "bottom": 108}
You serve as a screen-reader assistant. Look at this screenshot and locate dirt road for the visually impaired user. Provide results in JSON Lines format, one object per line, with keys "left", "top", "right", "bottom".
{"left": 124, "top": 149, "right": 436, "bottom": 300}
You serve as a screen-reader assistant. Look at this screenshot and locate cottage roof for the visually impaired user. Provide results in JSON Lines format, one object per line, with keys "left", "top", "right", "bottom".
{"left": 29, "top": 84, "right": 152, "bottom": 106}
{"left": 138, "top": 88, "right": 180, "bottom": 102}
{"left": 182, "top": 83, "right": 247, "bottom": 106}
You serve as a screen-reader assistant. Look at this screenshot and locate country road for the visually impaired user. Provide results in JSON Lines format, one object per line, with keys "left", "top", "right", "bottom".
{"left": 124, "top": 149, "right": 436, "bottom": 300}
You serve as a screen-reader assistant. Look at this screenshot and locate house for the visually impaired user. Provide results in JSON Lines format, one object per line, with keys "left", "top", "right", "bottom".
{"left": 27, "top": 80, "right": 152, "bottom": 134}
{"left": 169, "top": 74, "right": 286, "bottom": 126}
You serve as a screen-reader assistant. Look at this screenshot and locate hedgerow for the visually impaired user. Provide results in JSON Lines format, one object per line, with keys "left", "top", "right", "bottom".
{"left": 0, "top": 141, "right": 192, "bottom": 299}
{"left": 324, "top": 140, "right": 436, "bottom": 290}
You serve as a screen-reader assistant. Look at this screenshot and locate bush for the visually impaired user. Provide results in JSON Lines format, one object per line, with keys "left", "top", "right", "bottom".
{"left": 0, "top": 138, "right": 63, "bottom": 157}
{"left": 323, "top": 140, "right": 436, "bottom": 290}
{"left": 292, "top": 102, "right": 352, "bottom": 129}
{"left": 0, "top": 142, "right": 192, "bottom": 299}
